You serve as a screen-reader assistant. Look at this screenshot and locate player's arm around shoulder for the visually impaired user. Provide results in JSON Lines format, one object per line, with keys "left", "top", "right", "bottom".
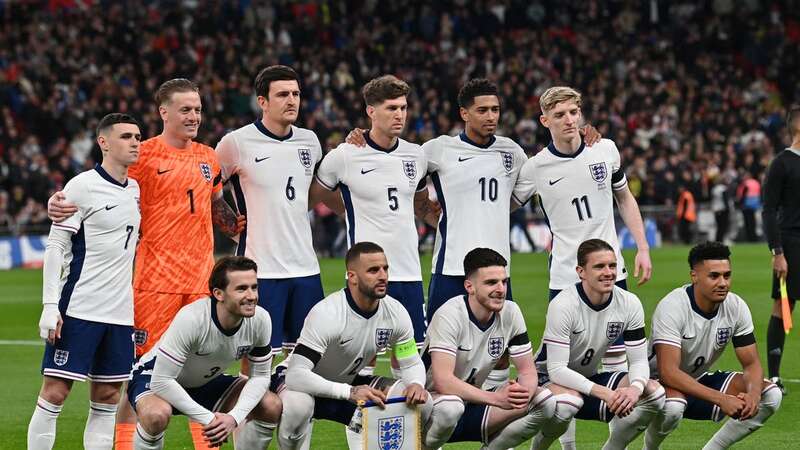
{"left": 511, "top": 156, "right": 537, "bottom": 210}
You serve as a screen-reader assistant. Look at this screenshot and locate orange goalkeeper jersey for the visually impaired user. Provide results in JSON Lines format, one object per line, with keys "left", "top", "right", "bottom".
{"left": 129, "top": 136, "right": 222, "bottom": 294}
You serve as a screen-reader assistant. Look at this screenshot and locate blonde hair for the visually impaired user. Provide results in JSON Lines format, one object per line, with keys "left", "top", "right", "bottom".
{"left": 539, "top": 86, "right": 582, "bottom": 114}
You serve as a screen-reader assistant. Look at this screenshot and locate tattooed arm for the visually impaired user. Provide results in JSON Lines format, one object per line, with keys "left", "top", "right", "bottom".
{"left": 212, "top": 191, "right": 246, "bottom": 236}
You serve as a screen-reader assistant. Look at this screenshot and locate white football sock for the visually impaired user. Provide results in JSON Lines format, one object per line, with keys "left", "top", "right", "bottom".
{"left": 603, "top": 384, "right": 665, "bottom": 450}
{"left": 134, "top": 422, "right": 164, "bottom": 450}
{"left": 84, "top": 401, "right": 117, "bottom": 450}
{"left": 643, "top": 397, "right": 686, "bottom": 449}
{"left": 703, "top": 384, "right": 782, "bottom": 450}
{"left": 530, "top": 393, "right": 582, "bottom": 450}
{"left": 557, "top": 418, "right": 577, "bottom": 450}
{"left": 234, "top": 419, "right": 276, "bottom": 449}
{"left": 488, "top": 388, "right": 555, "bottom": 449}
{"left": 424, "top": 395, "right": 464, "bottom": 448}
{"left": 27, "top": 396, "right": 62, "bottom": 450}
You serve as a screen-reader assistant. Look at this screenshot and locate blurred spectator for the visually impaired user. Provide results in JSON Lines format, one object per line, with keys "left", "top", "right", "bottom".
{"left": 676, "top": 184, "right": 697, "bottom": 244}
{"left": 737, "top": 171, "right": 762, "bottom": 241}
{"left": 710, "top": 174, "right": 733, "bottom": 242}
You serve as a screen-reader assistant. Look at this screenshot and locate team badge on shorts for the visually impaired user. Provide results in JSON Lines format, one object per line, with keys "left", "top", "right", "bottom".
{"left": 133, "top": 329, "right": 148, "bottom": 347}
{"left": 54, "top": 349, "right": 69, "bottom": 366}
{"left": 488, "top": 337, "right": 504, "bottom": 359}
{"left": 298, "top": 149, "right": 313, "bottom": 168}
{"left": 606, "top": 321, "right": 623, "bottom": 341}
{"left": 589, "top": 162, "right": 608, "bottom": 182}
{"left": 235, "top": 345, "right": 252, "bottom": 360}
{"left": 402, "top": 160, "right": 417, "bottom": 180}
{"left": 500, "top": 152, "right": 514, "bottom": 173}
{"left": 199, "top": 163, "right": 212, "bottom": 182}
{"left": 376, "top": 328, "right": 393, "bottom": 350}
{"left": 378, "top": 416, "right": 404, "bottom": 449}
{"left": 716, "top": 327, "right": 732, "bottom": 347}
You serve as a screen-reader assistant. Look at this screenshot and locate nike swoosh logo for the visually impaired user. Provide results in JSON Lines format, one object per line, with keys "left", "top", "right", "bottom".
{"left": 157, "top": 169, "right": 172, "bottom": 175}
{"left": 340, "top": 338, "right": 353, "bottom": 345}
{"left": 194, "top": 351, "right": 213, "bottom": 356}
{"left": 105, "top": 205, "right": 118, "bottom": 211}
{"left": 458, "top": 156, "right": 475, "bottom": 162}
{"left": 360, "top": 168, "right": 376, "bottom": 174}
{"left": 255, "top": 156, "right": 270, "bottom": 163}
{"left": 572, "top": 330, "right": 583, "bottom": 334}
{"left": 549, "top": 177, "right": 565, "bottom": 186}
{"left": 457, "top": 346, "right": 471, "bottom": 351}
{"left": 682, "top": 335, "right": 694, "bottom": 340}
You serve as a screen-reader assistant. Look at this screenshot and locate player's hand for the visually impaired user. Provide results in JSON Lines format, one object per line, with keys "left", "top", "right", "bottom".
{"left": 202, "top": 412, "right": 237, "bottom": 447}
{"left": 579, "top": 124, "right": 602, "bottom": 146}
{"left": 47, "top": 191, "right": 78, "bottom": 223}
{"left": 403, "top": 383, "right": 428, "bottom": 405}
{"left": 608, "top": 386, "right": 640, "bottom": 417}
{"left": 634, "top": 248, "right": 653, "bottom": 286}
{"left": 39, "top": 304, "right": 63, "bottom": 344}
{"left": 233, "top": 214, "right": 246, "bottom": 234}
{"left": 349, "top": 385, "right": 386, "bottom": 408}
{"left": 718, "top": 394, "right": 745, "bottom": 419}
{"left": 736, "top": 391, "right": 760, "bottom": 420}
{"left": 345, "top": 128, "right": 368, "bottom": 147}
{"left": 494, "top": 380, "right": 531, "bottom": 410}
{"left": 773, "top": 254, "right": 788, "bottom": 280}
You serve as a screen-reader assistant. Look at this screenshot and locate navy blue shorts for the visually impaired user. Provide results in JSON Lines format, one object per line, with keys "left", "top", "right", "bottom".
{"left": 550, "top": 279, "right": 628, "bottom": 349}
{"left": 258, "top": 274, "right": 324, "bottom": 354}
{"left": 387, "top": 281, "right": 426, "bottom": 344}
{"left": 684, "top": 371, "right": 737, "bottom": 422}
{"left": 448, "top": 401, "right": 489, "bottom": 443}
{"left": 41, "top": 315, "right": 134, "bottom": 383}
{"left": 575, "top": 371, "right": 627, "bottom": 422}
{"left": 128, "top": 357, "right": 246, "bottom": 415}
{"left": 427, "top": 274, "right": 514, "bottom": 322}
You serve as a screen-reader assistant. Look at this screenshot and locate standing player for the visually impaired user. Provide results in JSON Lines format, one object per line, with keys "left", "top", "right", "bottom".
{"left": 216, "top": 65, "right": 338, "bottom": 358}
{"left": 129, "top": 256, "right": 282, "bottom": 450}
{"left": 314, "top": 75, "right": 436, "bottom": 354}
{"left": 644, "top": 242, "right": 782, "bottom": 449}
{"left": 761, "top": 104, "right": 800, "bottom": 393}
{"left": 277, "top": 242, "right": 432, "bottom": 449}
{"left": 48, "top": 79, "right": 244, "bottom": 450}
{"left": 532, "top": 239, "right": 665, "bottom": 450}
{"left": 28, "top": 114, "right": 142, "bottom": 450}
{"left": 423, "top": 248, "right": 556, "bottom": 449}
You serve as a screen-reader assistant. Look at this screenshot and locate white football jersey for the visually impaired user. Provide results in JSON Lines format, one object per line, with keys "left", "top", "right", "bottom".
{"left": 424, "top": 133, "right": 527, "bottom": 276}
{"left": 136, "top": 297, "right": 272, "bottom": 388}
{"left": 513, "top": 139, "right": 628, "bottom": 289}
{"left": 650, "top": 285, "right": 755, "bottom": 379}
{"left": 216, "top": 123, "right": 322, "bottom": 278}
{"left": 294, "top": 288, "right": 415, "bottom": 383}
{"left": 424, "top": 295, "right": 532, "bottom": 390}
{"left": 51, "top": 166, "right": 140, "bottom": 325}
{"left": 537, "top": 284, "right": 645, "bottom": 378}
{"left": 316, "top": 136, "right": 427, "bottom": 281}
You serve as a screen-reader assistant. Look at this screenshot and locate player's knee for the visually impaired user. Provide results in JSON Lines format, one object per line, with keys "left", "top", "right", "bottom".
{"left": 138, "top": 403, "right": 172, "bottom": 434}
{"left": 89, "top": 382, "right": 122, "bottom": 405}
{"left": 530, "top": 388, "right": 556, "bottom": 419}
{"left": 432, "top": 395, "right": 465, "bottom": 428}
{"left": 661, "top": 399, "right": 687, "bottom": 431}
{"left": 40, "top": 377, "right": 72, "bottom": 405}
{"left": 641, "top": 381, "right": 666, "bottom": 409}
{"left": 761, "top": 384, "right": 783, "bottom": 415}
{"left": 252, "top": 392, "right": 282, "bottom": 423}
{"left": 552, "top": 393, "right": 583, "bottom": 422}
{"left": 279, "top": 391, "right": 314, "bottom": 433}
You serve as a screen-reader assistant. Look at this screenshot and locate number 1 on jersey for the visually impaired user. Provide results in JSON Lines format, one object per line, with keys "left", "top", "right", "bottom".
{"left": 571, "top": 195, "right": 592, "bottom": 221}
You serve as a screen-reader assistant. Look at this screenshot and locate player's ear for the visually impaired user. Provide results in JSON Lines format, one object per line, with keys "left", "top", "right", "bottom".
{"left": 464, "top": 277, "right": 474, "bottom": 295}
{"left": 539, "top": 113, "right": 549, "bottom": 128}
{"left": 366, "top": 104, "right": 375, "bottom": 120}
{"left": 158, "top": 104, "right": 169, "bottom": 121}
{"left": 211, "top": 287, "right": 225, "bottom": 302}
{"left": 96, "top": 134, "right": 106, "bottom": 149}
{"left": 459, "top": 107, "right": 469, "bottom": 123}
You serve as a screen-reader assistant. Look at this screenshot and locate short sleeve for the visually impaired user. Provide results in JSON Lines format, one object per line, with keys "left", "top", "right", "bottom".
{"left": 210, "top": 152, "right": 223, "bottom": 194}
{"left": 295, "top": 302, "right": 337, "bottom": 355}
{"left": 650, "top": 296, "right": 683, "bottom": 349}
{"left": 733, "top": 295, "right": 755, "bottom": 337}
{"left": 157, "top": 306, "right": 202, "bottom": 367}
{"left": 215, "top": 132, "right": 240, "bottom": 181}
{"left": 425, "top": 307, "right": 461, "bottom": 357}
{"left": 315, "top": 146, "right": 346, "bottom": 191}
{"left": 422, "top": 139, "right": 443, "bottom": 173}
{"left": 541, "top": 297, "right": 573, "bottom": 349}
{"left": 608, "top": 140, "right": 628, "bottom": 190}
{"left": 52, "top": 177, "right": 88, "bottom": 234}
{"left": 507, "top": 302, "right": 532, "bottom": 358}
{"left": 311, "top": 133, "right": 324, "bottom": 164}
{"left": 512, "top": 158, "right": 537, "bottom": 205}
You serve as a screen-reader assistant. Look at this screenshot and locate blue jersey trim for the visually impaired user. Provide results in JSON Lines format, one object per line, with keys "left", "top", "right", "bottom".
{"left": 463, "top": 295, "right": 495, "bottom": 331}
{"left": 253, "top": 120, "right": 293, "bottom": 141}
{"left": 340, "top": 183, "right": 356, "bottom": 247}
{"left": 365, "top": 131, "right": 399, "bottom": 153}
{"left": 58, "top": 224, "right": 86, "bottom": 315}
{"left": 687, "top": 285, "right": 719, "bottom": 320}
{"left": 459, "top": 131, "right": 496, "bottom": 149}
{"left": 210, "top": 298, "right": 242, "bottom": 336}
{"left": 431, "top": 173, "right": 448, "bottom": 275}
{"left": 94, "top": 164, "right": 128, "bottom": 188}
{"left": 344, "top": 287, "right": 378, "bottom": 319}
{"left": 547, "top": 140, "right": 585, "bottom": 159}
{"left": 576, "top": 282, "right": 614, "bottom": 312}
{"left": 230, "top": 175, "right": 248, "bottom": 256}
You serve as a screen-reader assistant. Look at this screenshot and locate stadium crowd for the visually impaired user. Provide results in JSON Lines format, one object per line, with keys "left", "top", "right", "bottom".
{"left": 1, "top": 0, "right": 799, "bottom": 238}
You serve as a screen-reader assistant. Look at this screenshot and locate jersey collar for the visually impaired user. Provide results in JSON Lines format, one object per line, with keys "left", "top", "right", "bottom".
{"left": 686, "top": 285, "right": 718, "bottom": 320}
{"left": 463, "top": 295, "right": 495, "bottom": 331}
{"left": 210, "top": 297, "right": 243, "bottom": 336}
{"left": 459, "top": 131, "right": 496, "bottom": 149}
{"left": 344, "top": 287, "right": 378, "bottom": 319}
{"left": 365, "top": 131, "right": 399, "bottom": 153}
{"left": 254, "top": 120, "right": 293, "bottom": 141}
{"left": 575, "top": 282, "right": 613, "bottom": 311}
{"left": 94, "top": 164, "right": 128, "bottom": 188}
{"left": 547, "top": 140, "right": 585, "bottom": 159}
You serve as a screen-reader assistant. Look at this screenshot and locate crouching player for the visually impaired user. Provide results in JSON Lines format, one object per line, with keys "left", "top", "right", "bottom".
{"left": 644, "top": 242, "right": 782, "bottom": 449}
{"left": 277, "top": 242, "right": 440, "bottom": 450}
{"left": 531, "top": 239, "right": 665, "bottom": 449}
{"left": 128, "top": 257, "right": 281, "bottom": 449}
{"left": 422, "top": 248, "right": 556, "bottom": 449}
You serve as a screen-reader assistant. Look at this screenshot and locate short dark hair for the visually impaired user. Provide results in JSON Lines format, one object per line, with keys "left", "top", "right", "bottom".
{"left": 457, "top": 78, "right": 499, "bottom": 109}
{"left": 787, "top": 104, "right": 800, "bottom": 139}
{"left": 345, "top": 241, "right": 385, "bottom": 267}
{"left": 154, "top": 78, "right": 199, "bottom": 106}
{"left": 577, "top": 239, "right": 615, "bottom": 267}
{"left": 362, "top": 75, "right": 410, "bottom": 106}
{"left": 96, "top": 113, "right": 140, "bottom": 137}
{"left": 208, "top": 256, "right": 258, "bottom": 298}
{"left": 688, "top": 241, "right": 731, "bottom": 269}
{"left": 254, "top": 65, "right": 300, "bottom": 98}
{"left": 464, "top": 247, "right": 507, "bottom": 279}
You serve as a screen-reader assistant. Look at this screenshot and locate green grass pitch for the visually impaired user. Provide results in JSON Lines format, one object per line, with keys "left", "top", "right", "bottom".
{"left": 0, "top": 244, "right": 796, "bottom": 448}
